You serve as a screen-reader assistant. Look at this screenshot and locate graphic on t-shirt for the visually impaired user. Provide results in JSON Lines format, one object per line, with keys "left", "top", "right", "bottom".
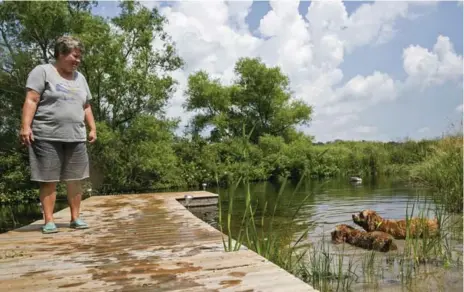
{"left": 56, "top": 83, "right": 82, "bottom": 102}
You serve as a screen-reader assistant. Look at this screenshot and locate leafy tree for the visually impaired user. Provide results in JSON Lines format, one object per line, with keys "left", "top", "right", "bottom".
{"left": 185, "top": 57, "right": 313, "bottom": 143}
{"left": 0, "top": 1, "right": 91, "bottom": 200}
{"left": 0, "top": 0, "right": 184, "bottom": 197}
{"left": 0, "top": 1, "right": 183, "bottom": 131}
{"left": 89, "top": 116, "right": 183, "bottom": 192}
{"left": 0, "top": 1, "right": 460, "bottom": 212}
{"left": 77, "top": 1, "right": 183, "bottom": 128}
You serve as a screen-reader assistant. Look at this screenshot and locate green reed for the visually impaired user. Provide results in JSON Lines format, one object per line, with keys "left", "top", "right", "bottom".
{"left": 217, "top": 172, "right": 313, "bottom": 266}
{"left": 409, "top": 134, "right": 463, "bottom": 213}
{"left": 216, "top": 128, "right": 326, "bottom": 269}
{"left": 216, "top": 184, "right": 462, "bottom": 291}
{"left": 299, "top": 238, "right": 358, "bottom": 292}
{"left": 402, "top": 194, "right": 459, "bottom": 268}
{"left": 391, "top": 192, "right": 463, "bottom": 290}
{"left": 214, "top": 126, "right": 462, "bottom": 291}
{"left": 216, "top": 167, "right": 350, "bottom": 291}
{"left": 361, "top": 250, "right": 377, "bottom": 283}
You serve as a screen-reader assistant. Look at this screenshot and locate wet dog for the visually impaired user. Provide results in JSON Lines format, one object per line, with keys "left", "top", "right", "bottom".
{"left": 352, "top": 209, "right": 439, "bottom": 239}
{"left": 331, "top": 224, "right": 397, "bottom": 252}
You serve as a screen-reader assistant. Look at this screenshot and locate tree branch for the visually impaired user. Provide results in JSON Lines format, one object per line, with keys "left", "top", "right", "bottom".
{"left": 123, "top": 30, "right": 137, "bottom": 61}
{"left": 32, "top": 27, "right": 49, "bottom": 63}
{"left": 114, "top": 112, "right": 136, "bottom": 128}
{"left": 0, "top": 25, "right": 15, "bottom": 58}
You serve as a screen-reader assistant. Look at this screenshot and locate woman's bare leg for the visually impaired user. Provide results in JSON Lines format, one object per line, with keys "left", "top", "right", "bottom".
{"left": 66, "top": 180, "right": 82, "bottom": 221}
{"left": 40, "top": 182, "right": 57, "bottom": 224}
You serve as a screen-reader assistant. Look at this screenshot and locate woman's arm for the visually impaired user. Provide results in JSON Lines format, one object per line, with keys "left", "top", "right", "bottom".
{"left": 21, "top": 65, "right": 45, "bottom": 146}
{"left": 84, "top": 103, "right": 97, "bottom": 143}
{"left": 20, "top": 90, "right": 40, "bottom": 145}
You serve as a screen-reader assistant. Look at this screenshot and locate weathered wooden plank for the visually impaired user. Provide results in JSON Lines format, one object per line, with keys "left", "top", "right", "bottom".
{"left": 0, "top": 191, "right": 317, "bottom": 291}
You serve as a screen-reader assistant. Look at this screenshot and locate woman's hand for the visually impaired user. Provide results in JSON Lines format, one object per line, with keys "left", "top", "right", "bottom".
{"left": 88, "top": 129, "right": 97, "bottom": 143}
{"left": 20, "top": 89, "right": 40, "bottom": 146}
{"left": 20, "top": 126, "right": 34, "bottom": 146}
{"left": 84, "top": 103, "right": 97, "bottom": 144}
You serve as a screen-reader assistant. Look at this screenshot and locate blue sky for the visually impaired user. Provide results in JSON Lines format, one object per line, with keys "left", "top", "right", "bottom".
{"left": 92, "top": 1, "right": 463, "bottom": 142}
{"left": 336, "top": 2, "right": 463, "bottom": 140}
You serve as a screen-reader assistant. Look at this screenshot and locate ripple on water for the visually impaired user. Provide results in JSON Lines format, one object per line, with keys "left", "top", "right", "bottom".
{"left": 206, "top": 179, "right": 463, "bottom": 292}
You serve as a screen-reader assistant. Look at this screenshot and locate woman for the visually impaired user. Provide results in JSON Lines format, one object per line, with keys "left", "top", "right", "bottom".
{"left": 20, "top": 36, "right": 97, "bottom": 234}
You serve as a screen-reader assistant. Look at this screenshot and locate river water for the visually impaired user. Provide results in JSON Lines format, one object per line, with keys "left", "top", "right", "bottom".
{"left": 195, "top": 177, "right": 463, "bottom": 292}
{"left": 1, "top": 177, "right": 462, "bottom": 291}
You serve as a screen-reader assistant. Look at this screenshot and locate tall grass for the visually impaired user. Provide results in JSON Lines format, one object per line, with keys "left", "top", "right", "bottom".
{"left": 216, "top": 125, "right": 318, "bottom": 263}
{"left": 409, "top": 135, "right": 463, "bottom": 213}
{"left": 215, "top": 129, "right": 330, "bottom": 277}
{"left": 212, "top": 123, "right": 463, "bottom": 292}
{"left": 217, "top": 173, "right": 312, "bottom": 269}
{"left": 217, "top": 172, "right": 365, "bottom": 291}
{"left": 215, "top": 179, "right": 462, "bottom": 291}
{"left": 402, "top": 194, "right": 462, "bottom": 267}
{"left": 382, "top": 193, "right": 464, "bottom": 292}
{"left": 299, "top": 238, "right": 358, "bottom": 292}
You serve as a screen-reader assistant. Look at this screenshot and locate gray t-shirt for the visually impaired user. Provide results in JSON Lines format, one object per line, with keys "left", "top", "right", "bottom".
{"left": 25, "top": 63, "right": 92, "bottom": 142}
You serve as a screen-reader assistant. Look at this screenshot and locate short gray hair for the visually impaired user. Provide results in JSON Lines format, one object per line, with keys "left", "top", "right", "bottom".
{"left": 54, "top": 36, "right": 84, "bottom": 59}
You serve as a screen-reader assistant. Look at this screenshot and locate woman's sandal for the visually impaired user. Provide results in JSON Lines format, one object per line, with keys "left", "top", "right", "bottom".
{"left": 42, "top": 222, "right": 58, "bottom": 234}
{"left": 70, "top": 218, "right": 89, "bottom": 229}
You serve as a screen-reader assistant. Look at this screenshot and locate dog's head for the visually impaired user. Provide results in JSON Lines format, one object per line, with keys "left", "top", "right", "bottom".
{"left": 331, "top": 224, "right": 355, "bottom": 243}
{"left": 352, "top": 209, "right": 382, "bottom": 231}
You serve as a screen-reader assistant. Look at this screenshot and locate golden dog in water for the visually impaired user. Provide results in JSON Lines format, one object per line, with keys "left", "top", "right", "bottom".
{"left": 352, "top": 209, "right": 439, "bottom": 239}
{"left": 331, "top": 224, "right": 397, "bottom": 252}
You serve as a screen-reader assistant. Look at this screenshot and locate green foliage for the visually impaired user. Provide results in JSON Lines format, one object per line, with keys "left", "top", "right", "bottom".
{"left": 89, "top": 116, "right": 184, "bottom": 193}
{"left": 0, "top": 1, "right": 183, "bottom": 198}
{"left": 76, "top": 1, "right": 183, "bottom": 127}
{"left": 185, "top": 57, "right": 313, "bottom": 143}
{"left": 0, "top": 0, "right": 461, "bottom": 214}
{"left": 409, "top": 135, "right": 463, "bottom": 213}
{"left": 218, "top": 175, "right": 313, "bottom": 277}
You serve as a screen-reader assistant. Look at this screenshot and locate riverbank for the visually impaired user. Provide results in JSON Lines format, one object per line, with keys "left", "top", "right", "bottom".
{"left": 2, "top": 135, "right": 462, "bottom": 216}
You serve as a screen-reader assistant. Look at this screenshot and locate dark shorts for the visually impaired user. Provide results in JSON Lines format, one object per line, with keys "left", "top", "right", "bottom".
{"left": 28, "top": 140, "right": 89, "bottom": 182}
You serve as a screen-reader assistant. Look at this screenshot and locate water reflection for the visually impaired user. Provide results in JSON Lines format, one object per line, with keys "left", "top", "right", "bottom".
{"left": 201, "top": 177, "right": 463, "bottom": 292}
{"left": 213, "top": 177, "right": 440, "bottom": 239}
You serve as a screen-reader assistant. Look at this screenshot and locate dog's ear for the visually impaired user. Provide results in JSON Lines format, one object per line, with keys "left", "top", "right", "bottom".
{"left": 366, "top": 214, "right": 378, "bottom": 231}
{"left": 331, "top": 230, "right": 342, "bottom": 243}
{"left": 332, "top": 228, "right": 347, "bottom": 243}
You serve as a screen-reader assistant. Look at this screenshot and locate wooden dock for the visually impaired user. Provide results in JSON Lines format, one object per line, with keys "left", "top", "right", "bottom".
{"left": 0, "top": 191, "right": 317, "bottom": 291}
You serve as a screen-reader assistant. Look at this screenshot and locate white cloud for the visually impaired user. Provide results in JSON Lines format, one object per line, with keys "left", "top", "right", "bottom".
{"left": 403, "top": 35, "right": 463, "bottom": 89}
{"left": 354, "top": 126, "right": 377, "bottom": 134}
{"left": 139, "top": 1, "right": 161, "bottom": 10}
{"left": 141, "top": 0, "right": 460, "bottom": 142}
{"left": 342, "top": 1, "right": 408, "bottom": 50}
{"left": 332, "top": 114, "right": 359, "bottom": 126}
{"left": 418, "top": 127, "right": 430, "bottom": 133}
{"left": 227, "top": 0, "right": 254, "bottom": 33}
{"left": 310, "top": 71, "right": 398, "bottom": 121}
{"left": 336, "top": 71, "right": 398, "bottom": 103}
{"left": 304, "top": 0, "right": 409, "bottom": 51}
{"left": 158, "top": 1, "right": 259, "bottom": 121}
{"left": 407, "top": 1, "right": 439, "bottom": 7}
{"left": 456, "top": 104, "right": 463, "bottom": 113}
{"left": 311, "top": 125, "right": 385, "bottom": 142}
